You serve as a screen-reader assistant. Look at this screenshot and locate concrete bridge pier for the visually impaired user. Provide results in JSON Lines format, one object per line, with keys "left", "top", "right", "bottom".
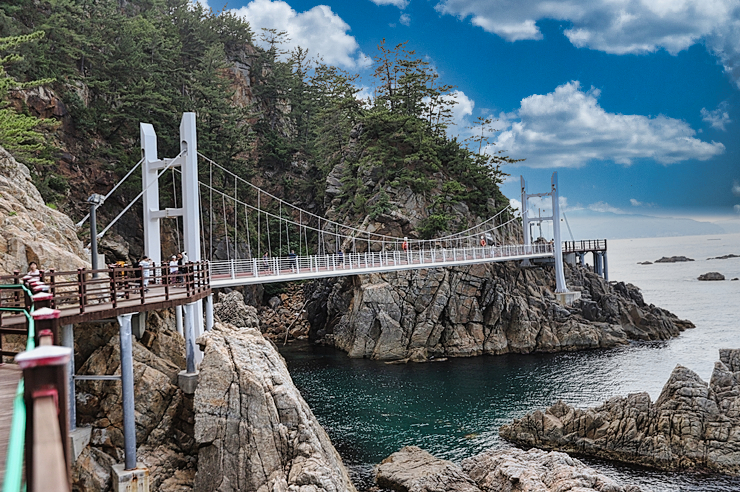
{"left": 602, "top": 252, "right": 609, "bottom": 281}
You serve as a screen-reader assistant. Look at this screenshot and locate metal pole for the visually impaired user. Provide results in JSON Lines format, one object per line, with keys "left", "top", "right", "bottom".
{"left": 603, "top": 251, "right": 609, "bottom": 281}
{"left": 183, "top": 303, "right": 196, "bottom": 374}
{"left": 176, "top": 305, "right": 183, "bottom": 337}
{"left": 205, "top": 294, "right": 214, "bottom": 331}
{"left": 61, "top": 324, "right": 76, "bottom": 432}
{"left": 117, "top": 313, "right": 137, "bottom": 470}
{"left": 90, "top": 203, "right": 98, "bottom": 271}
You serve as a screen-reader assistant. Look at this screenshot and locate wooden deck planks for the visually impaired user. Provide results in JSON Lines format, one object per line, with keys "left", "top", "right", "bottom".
{"left": 0, "top": 364, "right": 22, "bottom": 485}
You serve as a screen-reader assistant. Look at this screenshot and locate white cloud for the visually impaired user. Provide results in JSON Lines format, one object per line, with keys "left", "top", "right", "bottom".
{"left": 588, "top": 201, "right": 625, "bottom": 214}
{"left": 190, "top": 0, "right": 211, "bottom": 10}
{"left": 230, "top": 0, "right": 368, "bottom": 69}
{"left": 370, "top": 0, "right": 409, "bottom": 8}
{"left": 701, "top": 103, "right": 732, "bottom": 130}
{"left": 435, "top": 0, "right": 740, "bottom": 88}
{"left": 446, "top": 90, "right": 474, "bottom": 126}
{"left": 733, "top": 180, "right": 740, "bottom": 196}
{"left": 735, "top": 204, "right": 740, "bottom": 214}
{"left": 400, "top": 14, "right": 411, "bottom": 26}
{"left": 492, "top": 81, "right": 725, "bottom": 168}
{"left": 630, "top": 198, "right": 657, "bottom": 207}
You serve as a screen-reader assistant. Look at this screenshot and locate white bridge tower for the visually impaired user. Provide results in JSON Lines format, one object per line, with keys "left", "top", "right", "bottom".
{"left": 141, "top": 113, "right": 211, "bottom": 375}
{"left": 521, "top": 172, "right": 580, "bottom": 305}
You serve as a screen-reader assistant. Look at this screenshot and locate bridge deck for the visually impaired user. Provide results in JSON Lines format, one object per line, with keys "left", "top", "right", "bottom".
{"left": 0, "top": 283, "right": 209, "bottom": 330}
{"left": 0, "top": 364, "right": 21, "bottom": 485}
{"left": 210, "top": 245, "right": 554, "bottom": 288}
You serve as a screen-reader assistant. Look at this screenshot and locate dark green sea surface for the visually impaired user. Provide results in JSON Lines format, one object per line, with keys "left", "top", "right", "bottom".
{"left": 280, "top": 341, "right": 740, "bottom": 491}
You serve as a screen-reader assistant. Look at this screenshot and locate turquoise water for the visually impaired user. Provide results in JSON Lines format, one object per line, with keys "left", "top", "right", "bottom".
{"left": 280, "top": 233, "right": 740, "bottom": 491}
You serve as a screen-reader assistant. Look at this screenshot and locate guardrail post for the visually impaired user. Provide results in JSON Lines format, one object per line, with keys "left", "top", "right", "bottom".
{"left": 77, "top": 269, "right": 85, "bottom": 314}
{"left": 16, "top": 344, "right": 73, "bottom": 492}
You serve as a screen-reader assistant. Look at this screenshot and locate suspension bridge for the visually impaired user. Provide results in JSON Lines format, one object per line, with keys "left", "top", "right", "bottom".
{"left": 0, "top": 113, "right": 594, "bottom": 491}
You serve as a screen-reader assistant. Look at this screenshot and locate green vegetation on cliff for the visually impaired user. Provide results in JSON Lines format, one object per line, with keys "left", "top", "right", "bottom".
{"left": 0, "top": 0, "right": 517, "bottom": 256}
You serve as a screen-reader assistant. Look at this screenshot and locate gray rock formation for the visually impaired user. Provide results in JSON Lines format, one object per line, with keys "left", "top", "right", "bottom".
{"left": 376, "top": 446, "right": 480, "bottom": 492}
{"left": 306, "top": 262, "right": 693, "bottom": 361}
{"left": 213, "top": 290, "right": 260, "bottom": 329}
{"left": 0, "top": 145, "right": 88, "bottom": 275}
{"left": 499, "top": 349, "right": 740, "bottom": 476}
{"left": 72, "top": 310, "right": 197, "bottom": 491}
{"left": 654, "top": 256, "right": 694, "bottom": 263}
{"left": 193, "top": 322, "right": 356, "bottom": 492}
{"left": 375, "top": 446, "right": 641, "bottom": 492}
{"left": 463, "top": 447, "right": 641, "bottom": 492}
{"left": 698, "top": 272, "right": 725, "bottom": 281}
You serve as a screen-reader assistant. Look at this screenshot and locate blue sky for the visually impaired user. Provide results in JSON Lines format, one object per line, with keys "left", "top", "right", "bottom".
{"left": 200, "top": 0, "right": 740, "bottom": 238}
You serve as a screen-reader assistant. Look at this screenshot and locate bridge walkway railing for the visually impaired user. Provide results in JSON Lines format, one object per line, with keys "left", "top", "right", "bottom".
{"left": 210, "top": 243, "right": 554, "bottom": 286}
{"left": 0, "top": 261, "right": 211, "bottom": 331}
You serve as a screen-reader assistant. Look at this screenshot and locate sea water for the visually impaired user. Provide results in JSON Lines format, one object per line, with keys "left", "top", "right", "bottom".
{"left": 279, "top": 233, "right": 740, "bottom": 491}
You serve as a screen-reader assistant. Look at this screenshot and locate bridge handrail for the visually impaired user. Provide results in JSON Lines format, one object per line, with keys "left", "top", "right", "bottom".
{"left": 0, "top": 261, "right": 210, "bottom": 318}
{"left": 209, "top": 243, "right": 555, "bottom": 282}
{"left": 1, "top": 284, "right": 36, "bottom": 492}
{"left": 561, "top": 239, "right": 607, "bottom": 253}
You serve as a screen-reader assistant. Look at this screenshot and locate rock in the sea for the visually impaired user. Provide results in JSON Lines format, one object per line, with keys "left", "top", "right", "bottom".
{"left": 462, "top": 447, "right": 641, "bottom": 492}
{"left": 306, "top": 262, "right": 693, "bottom": 361}
{"left": 708, "top": 254, "right": 740, "bottom": 260}
{"left": 698, "top": 272, "right": 725, "bottom": 281}
{"left": 193, "top": 322, "right": 356, "bottom": 491}
{"left": 0, "top": 145, "right": 88, "bottom": 275}
{"left": 375, "top": 446, "right": 641, "bottom": 492}
{"left": 637, "top": 261, "right": 652, "bottom": 265}
{"left": 376, "top": 446, "right": 481, "bottom": 492}
{"left": 654, "top": 256, "right": 694, "bottom": 263}
{"left": 500, "top": 349, "right": 740, "bottom": 475}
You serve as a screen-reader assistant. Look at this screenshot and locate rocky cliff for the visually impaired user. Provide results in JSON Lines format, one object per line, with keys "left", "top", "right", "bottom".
{"left": 0, "top": 145, "right": 88, "bottom": 276}
{"left": 305, "top": 261, "right": 693, "bottom": 362}
{"left": 194, "top": 321, "right": 357, "bottom": 492}
{"left": 72, "top": 310, "right": 197, "bottom": 491}
{"left": 499, "top": 349, "right": 740, "bottom": 475}
{"left": 375, "top": 446, "right": 642, "bottom": 492}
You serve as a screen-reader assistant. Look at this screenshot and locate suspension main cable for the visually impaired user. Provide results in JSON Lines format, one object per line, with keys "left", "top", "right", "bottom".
{"left": 96, "top": 152, "right": 183, "bottom": 240}
{"left": 196, "top": 177, "right": 518, "bottom": 251}
{"left": 76, "top": 156, "right": 145, "bottom": 228}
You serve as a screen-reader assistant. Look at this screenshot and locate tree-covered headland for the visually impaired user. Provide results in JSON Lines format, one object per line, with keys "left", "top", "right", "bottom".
{"left": 0, "top": 0, "right": 518, "bottom": 259}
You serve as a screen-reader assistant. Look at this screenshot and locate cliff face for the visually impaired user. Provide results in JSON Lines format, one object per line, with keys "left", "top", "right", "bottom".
{"left": 499, "top": 349, "right": 740, "bottom": 476}
{"left": 305, "top": 262, "right": 693, "bottom": 361}
{"left": 0, "top": 145, "right": 88, "bottom": 275}
{"left": 194, "top": 320, "right": 357, "bottom": 492}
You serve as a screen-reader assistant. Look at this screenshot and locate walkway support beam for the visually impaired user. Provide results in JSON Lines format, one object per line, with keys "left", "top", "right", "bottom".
{"left": 551, "top": 172, "right": 567, "bottom": 293}
{"left": 117, "top": 313, "right": 137, "bottom": 470}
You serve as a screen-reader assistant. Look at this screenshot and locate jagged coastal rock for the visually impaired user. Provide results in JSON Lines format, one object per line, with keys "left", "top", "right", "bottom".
{"left": 375, "top": 446, "right": 642, "bottom": 492}
{"left": 654, "top": 256, "right": 694, "bottom": 263}
{"left": 72, "top": 311, "right": 197, "bottom": 491}
{"left": 499, "top": 349, "right": 740, "bottom": 476}
{"left": 698, "top": 272, "right": 725, "bottom": 281}
{"left": 0, "top": 145, "right": 88, "bottom": 275}
{"left": 708, "top": 254, "right": 740, "bottom": 260}
{"left": 306, "top": 263, "right": 693, "bottom": 361}
{"left": 193, "top": 321, "right": 357, "bottom": 491}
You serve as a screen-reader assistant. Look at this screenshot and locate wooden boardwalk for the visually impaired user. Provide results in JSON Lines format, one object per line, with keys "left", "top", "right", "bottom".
{"left": 0, "top": 364, "right": 21, "bottom": 485}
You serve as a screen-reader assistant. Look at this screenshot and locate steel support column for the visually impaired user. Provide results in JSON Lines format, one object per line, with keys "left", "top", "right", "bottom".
{"left": 551, "top": 172, "right": 567, "bottom": 293}
{"left": 205, "top": 294, "right": 214, "bottom": 331}
{"left": 61, "top": 323, "right": 76, "bottom": 432}
{"left": 117, "top": 313, "right": 137, "bottom": 470}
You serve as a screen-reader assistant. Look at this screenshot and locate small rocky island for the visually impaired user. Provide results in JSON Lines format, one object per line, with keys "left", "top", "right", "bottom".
{"left": 500, "top": 349, "right": 740, "bottom": 476}
{"left": 708, "top": 254, "right": 740, "bottom": 260}
{"left": 654, "top": 256, "right": 694, "bottom": 263}
{"left": 698, "top": 272, "right": 725, "bottom": 281}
